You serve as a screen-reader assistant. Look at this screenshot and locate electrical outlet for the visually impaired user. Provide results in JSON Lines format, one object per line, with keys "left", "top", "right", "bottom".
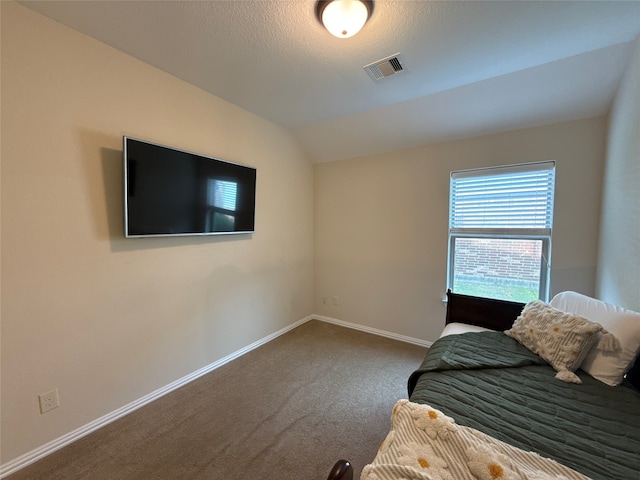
{"left": 39, "top": 389, "right": 60, "bottom": 414}
{"left": 333, "top": 296, "right": 339, "bottom": 306}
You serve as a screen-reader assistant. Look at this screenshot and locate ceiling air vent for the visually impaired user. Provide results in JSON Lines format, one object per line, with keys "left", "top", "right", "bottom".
{"left": 364, "top": 53, "right": 406, "bottom": 81}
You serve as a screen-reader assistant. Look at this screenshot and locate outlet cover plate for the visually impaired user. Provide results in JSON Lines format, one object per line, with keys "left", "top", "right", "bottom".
{"left": 39, "top": 389, "right": 60, "bottom": 414}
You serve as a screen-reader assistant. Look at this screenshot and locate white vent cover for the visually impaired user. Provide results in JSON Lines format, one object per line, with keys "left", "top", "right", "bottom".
{"left": 364, "top": 53, "right": 406, "bottom": 81}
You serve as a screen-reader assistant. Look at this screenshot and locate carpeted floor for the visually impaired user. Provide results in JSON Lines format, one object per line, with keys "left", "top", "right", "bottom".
{"left": 7, "top": 320, "right": 427, "bottom": 480}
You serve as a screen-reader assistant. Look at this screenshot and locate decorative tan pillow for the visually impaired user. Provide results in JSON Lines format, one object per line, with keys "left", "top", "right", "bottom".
{"left": 505, "top": 300, "right": 617, "bottom": 384}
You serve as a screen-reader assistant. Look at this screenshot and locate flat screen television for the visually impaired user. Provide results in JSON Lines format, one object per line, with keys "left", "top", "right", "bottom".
{"left": 124, "top": 137, "right": 256, "bottom": 238}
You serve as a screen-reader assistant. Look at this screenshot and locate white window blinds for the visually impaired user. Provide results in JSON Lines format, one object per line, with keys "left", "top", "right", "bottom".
{"left": 450, "top": 161, "right": 555, "bottom": 236}
{"left": 208, "top": 179, "right": 238, "bottom": 211}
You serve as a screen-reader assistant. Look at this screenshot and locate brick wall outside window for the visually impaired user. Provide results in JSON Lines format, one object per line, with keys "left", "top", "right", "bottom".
{"left": 454, "top": 238, "right": 542, "bottom": 283}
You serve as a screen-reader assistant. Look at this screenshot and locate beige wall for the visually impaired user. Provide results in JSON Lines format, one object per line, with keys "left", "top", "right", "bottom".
{"left": 597, "top": 36, "right": 640, "bottom": 312}
{"left": 1, "top": 2, "right": 314, "bottom": 463}
{"left": 314, "top": 117, "right": 606, "bottom": 342}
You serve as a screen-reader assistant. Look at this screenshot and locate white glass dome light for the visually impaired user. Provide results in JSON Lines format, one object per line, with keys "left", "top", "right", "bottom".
{"left": 318, "top": 0, "right": 373, "bottom": 39}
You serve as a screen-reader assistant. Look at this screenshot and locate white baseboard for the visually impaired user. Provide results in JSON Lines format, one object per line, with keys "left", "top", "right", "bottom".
{"left": 313, "top": 315, "right": 433, "bottom": 348}
{"left": 0, "top": 315, "right": 313, "bottom": 478}
{"left": 1, "top": 314, "right": 429, "bottom": 478}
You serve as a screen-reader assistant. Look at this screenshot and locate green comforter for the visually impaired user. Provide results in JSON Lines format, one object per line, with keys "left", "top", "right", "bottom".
{"left": 408, "top": 331, "right": 640, "bottom": 480}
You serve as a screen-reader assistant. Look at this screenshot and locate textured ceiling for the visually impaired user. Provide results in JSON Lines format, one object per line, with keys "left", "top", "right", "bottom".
{"left": 20, "top": 0, "right": 640, "bottom": 162}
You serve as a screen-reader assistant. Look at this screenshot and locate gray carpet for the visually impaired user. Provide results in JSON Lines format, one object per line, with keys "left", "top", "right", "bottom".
{"left": 7, "top": 320, "right": 427, "bottom": 480}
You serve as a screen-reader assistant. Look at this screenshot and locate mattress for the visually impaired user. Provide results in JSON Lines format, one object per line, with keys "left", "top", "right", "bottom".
{"left": 439, "top": 321, "right": 493, "bottom": 337}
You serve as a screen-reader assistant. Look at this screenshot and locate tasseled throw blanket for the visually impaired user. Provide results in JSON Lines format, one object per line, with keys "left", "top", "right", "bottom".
{"left": 362, "top": 399, "right": 590, "bottom": 480}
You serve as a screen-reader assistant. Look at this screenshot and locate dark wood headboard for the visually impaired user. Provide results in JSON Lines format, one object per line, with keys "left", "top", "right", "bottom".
{"left": 445, "top": 289, "right": 525, "bottom": 331}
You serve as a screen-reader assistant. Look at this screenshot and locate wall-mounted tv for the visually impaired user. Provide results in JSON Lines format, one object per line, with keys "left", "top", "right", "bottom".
{"left": 124, "top": 137, "right": 256, "bottom": 238}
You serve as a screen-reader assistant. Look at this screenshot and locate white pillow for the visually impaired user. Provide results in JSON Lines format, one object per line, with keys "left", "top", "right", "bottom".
{"left": 550, "top": 291, "right": 640, "bottom": 386}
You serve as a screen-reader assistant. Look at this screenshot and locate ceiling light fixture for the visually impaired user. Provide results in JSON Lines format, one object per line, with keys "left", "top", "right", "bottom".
{"left": 316, "top": 0, "right": 374, "bottom": 39}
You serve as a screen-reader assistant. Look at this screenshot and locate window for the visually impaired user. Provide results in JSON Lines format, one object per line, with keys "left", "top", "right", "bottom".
{"left": 447, "top": 161, "right": 555, "bottom": 302}
{"left": 207, "top": 179, "right": 238, "bottom": 232}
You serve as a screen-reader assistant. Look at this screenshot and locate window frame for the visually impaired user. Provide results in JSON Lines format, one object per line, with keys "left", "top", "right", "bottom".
{"left": 446, "top": 161, "right": 555, "bottom": 302}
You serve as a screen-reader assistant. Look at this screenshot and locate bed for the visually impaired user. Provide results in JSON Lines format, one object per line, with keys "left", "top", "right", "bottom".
{"left": 327, "top": 290, "right": 640, "bottom": 480}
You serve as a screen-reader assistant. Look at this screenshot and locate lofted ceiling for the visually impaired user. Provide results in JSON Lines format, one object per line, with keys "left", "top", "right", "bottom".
{"left": 19, "top": 0, "right": 640, "bottom": 163}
